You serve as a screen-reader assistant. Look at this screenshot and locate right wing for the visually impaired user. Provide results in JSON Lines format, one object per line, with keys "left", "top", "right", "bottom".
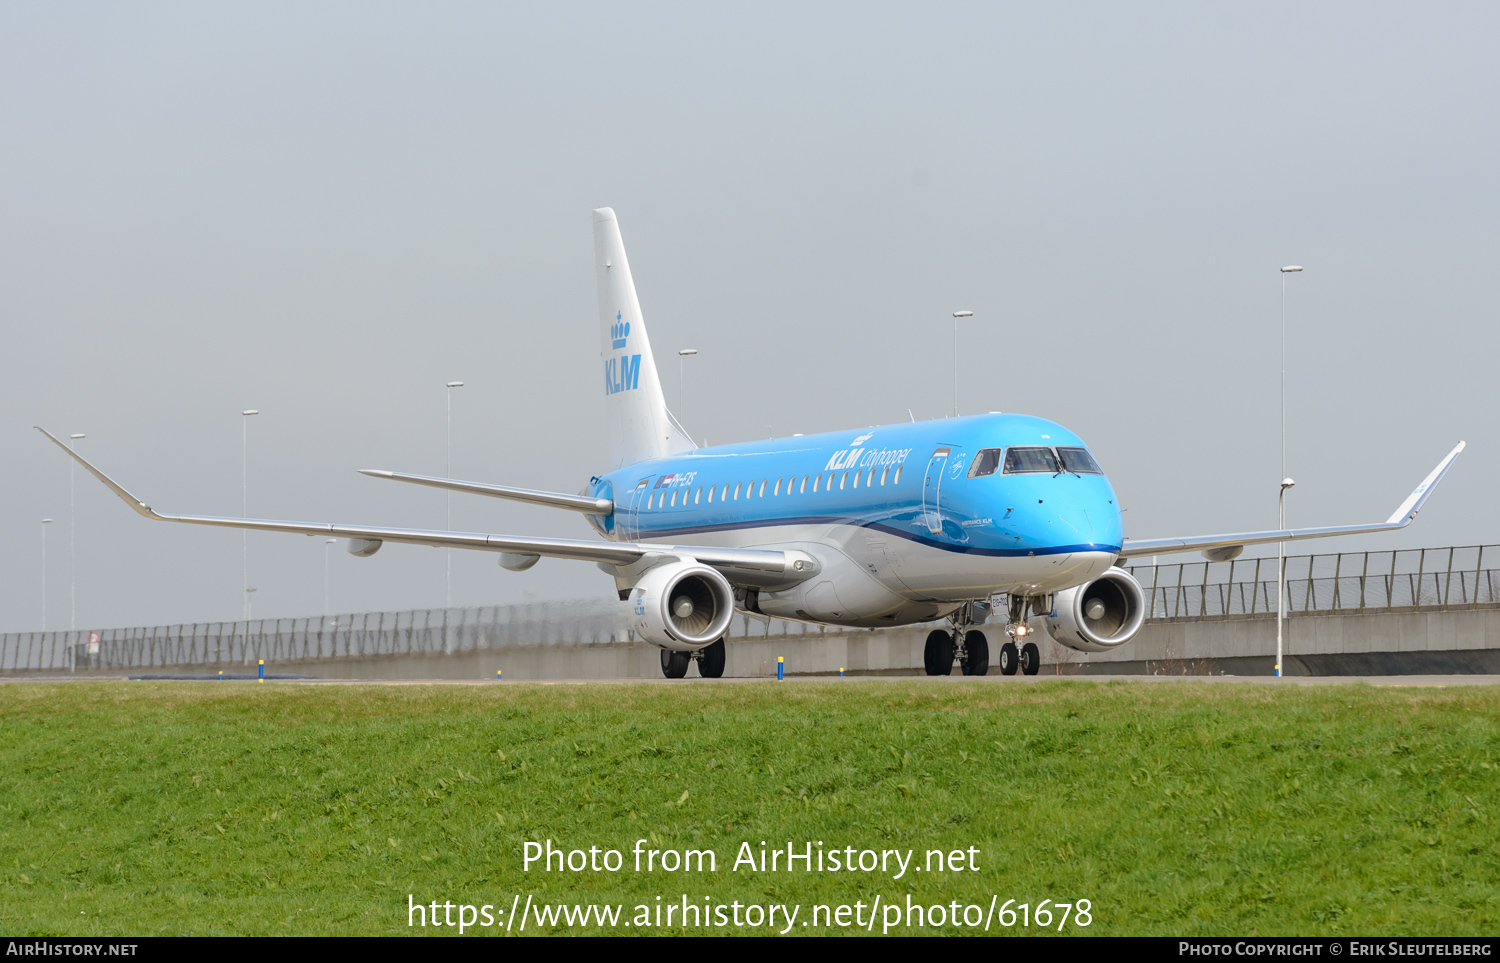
{"left": 36, "top": 428, "right": 815, "bottom": 584}
{"left": 1119, "top": 441, "right": 1465, "bottom": 560}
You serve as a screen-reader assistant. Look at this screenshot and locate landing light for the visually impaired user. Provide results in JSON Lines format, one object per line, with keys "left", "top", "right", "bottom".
{"left": 1014, "top": 624, "right": 1030, "bottom": 637}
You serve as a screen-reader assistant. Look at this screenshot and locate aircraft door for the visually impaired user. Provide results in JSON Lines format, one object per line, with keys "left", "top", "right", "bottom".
{"left": 921, "top": 447, "right": 951, "bottom": 535}
{"left": 622, "top": 479, "right": 650, "bottom": 539}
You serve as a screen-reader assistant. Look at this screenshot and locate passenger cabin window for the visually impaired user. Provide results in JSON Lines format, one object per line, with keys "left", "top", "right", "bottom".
{"left": 1056, "top": 447, "right": 1104, "bottom": 474}
{"left": 839, "top": 471, "right": 848, "bottom": 490}
{"left": 968, "top": 448, "right": 1003, "bottom": 478}
{"left": 880, "top": 466, "right": 889, "bottom": 486}
{"left": 733, "top": 483, "right": 741, "bottom": 500}
{"left": 800, "top": 475, "right": 808, "bottom": 493}
{"left": 852, "top": 469, "right": 860, "bottom": 489}
{"left": 1003, "top": 446, "right": 1061, "bottom": 474}
{"left": 695, "top": 487, "right": 702, "bottom": 504}
{"left": 759, "top": 480, "right": 767, "bottom": 497}
{"left": 670, "top": 490, "right": 678, "bottom": 507}
{"left": 893, "top": 465, "right": 903, "bottom": 485}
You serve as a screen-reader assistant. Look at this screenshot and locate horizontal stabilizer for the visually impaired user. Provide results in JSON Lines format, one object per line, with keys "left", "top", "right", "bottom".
{"left": 359, "top": 470, "right": 612, "bottom": 515}
{"left": 1119, "top": 441, "right": 1465, "bottom": 559}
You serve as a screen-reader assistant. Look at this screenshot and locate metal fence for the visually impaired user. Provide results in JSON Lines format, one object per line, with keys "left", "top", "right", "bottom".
{"left": 1125, "top": 544, "right": 1500, "bottom": 622}
{"left": 0, "top": 599, "right": 872, "bottom": 675}
{"left": 7, "top": 544, "right": 1496, "bottom": 674}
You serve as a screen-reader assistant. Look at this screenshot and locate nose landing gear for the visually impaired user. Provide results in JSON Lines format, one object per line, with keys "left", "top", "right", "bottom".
{"left": 998, "top": 640, "right": 1019, "bottom": 675}
{"left": 1001, "top": 595, "right": 1044, "bottom": 676}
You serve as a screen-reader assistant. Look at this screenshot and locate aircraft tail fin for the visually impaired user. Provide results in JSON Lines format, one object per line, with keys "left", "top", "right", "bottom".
{"left": 592, "top": 208, "right": 695, "bottom": 469}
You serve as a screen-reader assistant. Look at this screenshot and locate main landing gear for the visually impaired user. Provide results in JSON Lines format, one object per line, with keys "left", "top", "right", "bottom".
{"left": 923, "top": 603, "right": 993, "bottom": 676}
{"left": 659, "top": 637, "right": 727, "bottom": 679}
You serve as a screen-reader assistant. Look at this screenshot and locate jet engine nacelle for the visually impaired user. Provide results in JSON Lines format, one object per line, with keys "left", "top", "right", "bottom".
{"left": 1028, "top": 567, "right": 1146, "bottom": 652}
{"left": 629, "top": 561, "right": 735, "bottom": 651}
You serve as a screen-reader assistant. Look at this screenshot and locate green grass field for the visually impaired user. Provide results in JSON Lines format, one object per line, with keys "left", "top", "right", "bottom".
{"left": 0, "top": 679, "right": 1496, "bottom": 936}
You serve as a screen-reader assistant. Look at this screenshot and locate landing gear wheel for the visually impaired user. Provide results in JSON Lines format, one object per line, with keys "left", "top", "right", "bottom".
{"left": 961, "top": 630, "right": 990, "bottom": 676}
{"left": 923, "top": 629, "right": 954, "bottom": 676}
{"left": 660, "top": 648, "right": 690, "bottom": 679}
{"left": 697, "top": 638, "right": 726, "bottom": 678}
{"left": 999, "top": 641, "right": 1019, "bottom": 676}
{"left": 1020, "top": 641, "right": 1040, "bottom": 676}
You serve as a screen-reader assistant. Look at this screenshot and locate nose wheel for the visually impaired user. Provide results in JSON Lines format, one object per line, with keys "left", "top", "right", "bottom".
{"left": 998, "top": 641, "right": 1019, "bottom": 676}
{"left": 1019, "top": 641, "right": 1040, "bottom": 676}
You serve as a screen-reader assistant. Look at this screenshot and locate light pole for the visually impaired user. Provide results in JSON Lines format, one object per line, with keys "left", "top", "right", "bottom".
{"left": 242, "top": 410, "right": 258, "bottom": 620}
{"left": 68, "top": 433, "right": 84, "bottom": 631}
{"left": 323, "top": 538, "right": 337, "bottom": 617}
{"left": 677, "top": 349, "right": 697, "bottom": 424}
{"left": 1277, "top": 477, "right": 1295, "bottom": 678}
{"left": 1280, "top": 266, "right": 1301, "bottom": 487}
{"left": 952, "top": 311, "right": 973, "bottom": 417}
{"left": 41, "top": 519, "right": 53, "bottom": 631}
{"left": 1277, "top": 265, "right": 1301, "bottom": 679}
{"left": 445, "top": 381, "right": 463, "bottom": 609}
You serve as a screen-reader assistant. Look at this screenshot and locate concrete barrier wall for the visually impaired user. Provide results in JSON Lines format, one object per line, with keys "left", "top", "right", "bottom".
{"left": 84, "top": 607, "right": 1500, "bottom": 680}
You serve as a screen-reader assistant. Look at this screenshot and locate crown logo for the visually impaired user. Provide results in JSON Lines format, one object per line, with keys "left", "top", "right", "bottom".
{"left": 611, "top": 311, "right": 631, "bottom": 349}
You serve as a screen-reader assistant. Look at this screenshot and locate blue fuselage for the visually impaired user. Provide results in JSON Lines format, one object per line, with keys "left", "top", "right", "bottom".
{"left": 587, "top": 414, "right": 1122, "bottom": 583}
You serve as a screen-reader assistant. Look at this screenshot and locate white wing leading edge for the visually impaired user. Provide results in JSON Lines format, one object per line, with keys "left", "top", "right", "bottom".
{"left": 35, "top": 428, "right": 817, "bottom": 585}
{"left": 1118, "top": 441, "right": 1465, "bottom": 560}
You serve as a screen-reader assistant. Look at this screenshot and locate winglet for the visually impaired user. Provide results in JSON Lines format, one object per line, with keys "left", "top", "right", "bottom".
{"left": 35, "top": 427, "right": 156, "bottom": 518}
{"left": 1386, "top": 440, "right": 1465, "bottom": 525}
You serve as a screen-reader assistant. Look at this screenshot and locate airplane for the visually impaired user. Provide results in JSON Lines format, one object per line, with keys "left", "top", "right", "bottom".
{"left": 38, "top": 208, "right": 1466, "bottom": 679}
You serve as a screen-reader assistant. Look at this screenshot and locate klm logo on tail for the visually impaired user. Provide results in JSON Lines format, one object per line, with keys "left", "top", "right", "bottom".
{"left": 611, "top": 311, "right": 631, "bottom": 349}
{"left": 604, "top": 354, "right": 642, "bottom": 395}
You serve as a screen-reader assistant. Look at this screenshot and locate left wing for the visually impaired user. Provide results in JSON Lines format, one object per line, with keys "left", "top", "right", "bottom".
{"left": 35, "top": 427, "right": 816, "bottom": 584}
{"left": 1119, "top": 441, "right": 1465, "bottom": 560}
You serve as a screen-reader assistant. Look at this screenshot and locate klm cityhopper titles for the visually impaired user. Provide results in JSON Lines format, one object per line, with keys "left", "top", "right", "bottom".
{"left": 39, "top": 208, "right": 1465, "bottom": 679}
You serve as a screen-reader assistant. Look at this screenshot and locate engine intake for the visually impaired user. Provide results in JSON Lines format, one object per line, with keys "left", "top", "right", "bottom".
{"left": 1028, "top": 567, "right": 1146, "bottom": 652}
{"left": 629, "top": 561, "right": 735, "bottom": 651}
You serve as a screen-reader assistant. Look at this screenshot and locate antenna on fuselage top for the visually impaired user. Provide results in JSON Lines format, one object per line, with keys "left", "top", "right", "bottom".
{"left": 908, "top": 409, "right": 915, "bottom": 423}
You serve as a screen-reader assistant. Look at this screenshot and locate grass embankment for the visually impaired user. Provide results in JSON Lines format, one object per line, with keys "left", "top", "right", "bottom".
{"left": 0, "top": 679, "right": 1496, "bottom": 936}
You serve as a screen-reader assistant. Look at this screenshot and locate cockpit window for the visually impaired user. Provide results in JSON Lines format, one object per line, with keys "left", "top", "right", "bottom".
{"left": 968, "top": 448, "right": 1003, "bottom": 478}
{"left": 1002, "top": 446, "right": 1060, "bottom": 474}
{"left": 1056, "top": 447, "right": 1103, "bottom": 474}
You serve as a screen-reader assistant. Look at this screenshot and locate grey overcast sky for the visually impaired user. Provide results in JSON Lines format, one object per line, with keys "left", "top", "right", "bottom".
{"left": 2, "top": 2, "right": 1497, "bottom": 632}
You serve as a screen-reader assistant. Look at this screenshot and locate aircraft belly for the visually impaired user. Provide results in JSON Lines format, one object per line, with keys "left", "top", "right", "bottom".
{"left": 886, "top": 544, "right": 1115, "bottom": 601}
{"left": 634, "top": 518, "right": 1113, "bottom": 616}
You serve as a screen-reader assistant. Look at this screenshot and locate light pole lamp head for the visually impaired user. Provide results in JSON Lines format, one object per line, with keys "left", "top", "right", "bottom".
{"left": 446, "top": 381, "right": 464, "bottom": 388}
{"left": 42, "top": 518, "right": 53, "bottom": 524}
{"left": 70, "top": 433, "right": 85, "bottom": 439}
{"left": 242, "top": 410, "right": 258, "bottom": 416}
{"left": 325, "top": 538, "right": 337, "bottom": 544}
{"left": 1280, "top": 266, "right": 1303, "bottom": 274}
{"left": 678, "top": 348, "right": 697, "bottom": 356}
{"left": 1281, "top": 477, "right": 1296, "bottom": 489}
{"left": 953, "top": 310, "right": 974, "bottom": 318}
